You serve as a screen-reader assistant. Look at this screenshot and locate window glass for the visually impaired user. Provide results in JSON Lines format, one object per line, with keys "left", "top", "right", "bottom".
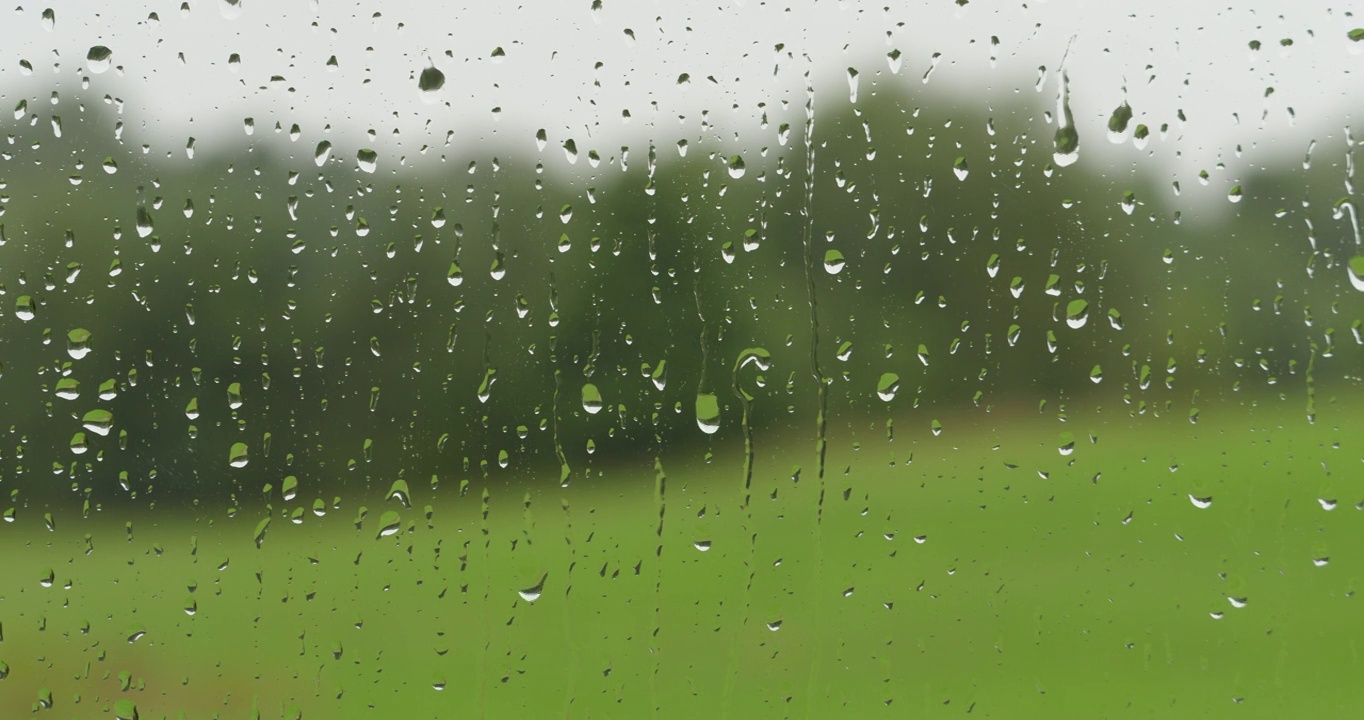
{"left": 2, "top": 2, "right": 1362, "bottom": 717}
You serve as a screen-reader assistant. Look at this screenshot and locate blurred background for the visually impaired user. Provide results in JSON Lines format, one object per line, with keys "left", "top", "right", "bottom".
{"left": 1, "top": 2, "right": 1363, "bottom": 718}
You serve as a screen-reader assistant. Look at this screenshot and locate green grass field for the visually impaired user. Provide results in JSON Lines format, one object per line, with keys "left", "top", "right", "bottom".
{"left": 2, "top": 396, "right": 1362, "bottom": 719}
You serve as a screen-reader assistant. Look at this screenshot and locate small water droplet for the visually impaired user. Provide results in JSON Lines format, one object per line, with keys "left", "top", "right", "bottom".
{"left": 1189, "top": 495, "right": 1213, "bottom": 509}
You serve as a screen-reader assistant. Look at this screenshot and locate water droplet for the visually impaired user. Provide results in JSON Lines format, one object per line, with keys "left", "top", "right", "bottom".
{"left": 694, "top": 540, "right": 712, "bottom": 552}
{"left": 952, "top": 156, "right": 969, "bottom": 181}
{"left": 1053, "top": 72, "right": 1080, "bottom": 167}
{"left": 846, "top": 67, "right": 859, "bottom": 103}
{"left": 314, "top": 140, "right": 332, "bottom": 167}
{"left": 81, "top": 409, "right": 113, "bottom": 436}
{"left": 87, "top": 46, "right": 113, "bottom": 74}
{"left": 1065, "top": 299, "right": 1089, "bottom": 328}
{"left": 227, "top": 382, "right": 244, "bottom": 409}
{"left": 1347, "top": 256, "right": 1364, "bottom": 292}
{"left": 356, "top": 148, "right": 378, "bottom": 173}
{"left": 581, "top": 384, "right": 604, "bottom": 414}
{"left": 228, "top": 442, "right": 249, "bottom": 468}
{"left": 727, "top": 154, "right": 746, "bottom": 178}
{"left": 419, "top": 64, "right": 445, "bottom": 99}
{"left": 695, "top": 393, "right": 721, "bottom": 434}
{"left": 218, "top": 0, "right": 242, "bottom": 20}
{"left": 40, "top": 8, "right": 54, "bottom": 30}
{"left": 1227, "top": 596, "right": 1248, "bottom": 609}
{"left": 377, "top": 510, "right": 401, "bottom": 538}
{"left": 1189, "top": 495, "right": 1213, "bottom": 509}
{"left": 518, "top": 573, "right": 546, "bottom": 602}
{"left": 135, "top": 205, "right": 155, "bottom": 238}
{"left": 876, "top": 373, "right": 900, "bottom": 402}
{"left": 1313, "top": 556, "right": 1330, "bottom": 567}
{"left": 1227, "top": 185, "right": 1243, "bottom": 203}
{"left": 113, "top": 699, "right": 139, "bottom": 720}
{"left": 446, "top": 261, "right": 463, "bottom": 286}
{"left": 1107, "top": 101, "right": 1133, "bottom": 143}
{"left": 1318, "top": 498, "right": 1338, "bottom": 511}
{"left": 1058, "top": 432, "right": 1075, "bottom": 456}
{"left": 66, "top": 328, "right": 92, "bottom": 359}
{"left": 823, "top": 249, "right": 846, "bottom": 274}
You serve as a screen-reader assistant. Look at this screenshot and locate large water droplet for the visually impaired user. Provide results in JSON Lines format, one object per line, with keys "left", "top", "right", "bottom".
{"left": 823, "top": 249, "right": 846, "bottom": 274}
{"left": 87, "top": 46, "right": 113, "bottom": 74}
{"left": 228, "top": 442, "right": 249, "bottom": 468}
{"left": 356, "top": 148, "right": 378, "bottom": 173}
{"left": 876, "top": 373, "right": 900, "bottom": 401}
{"left": 1347, "top": 256, "right": 1364, "bottom": 291}
{"left": 1053, "top": 72, "right": 1079, "bottom": 167}
{"left": 1065, "top": 299, "right": 1089, "bottom": 328}
{"left": 727, "top": 154, "right": 746, "bottom": 178}
{"left": 66, "top": 328, "right": 92, "bottom": 359}
{"left": 81, "top": 409, "right": 113, "bottom": 436}
{"left": 695, "top": 393, "right": 721, "bottom": 434}
{"left": 581, "top": 383, "right": 604, "bottom": 414}
{"left": 418, "top": 65, "right": 445, "bottom": 100}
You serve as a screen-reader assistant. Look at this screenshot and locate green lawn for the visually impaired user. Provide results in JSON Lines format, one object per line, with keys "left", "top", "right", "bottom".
{"left": 2, "top": 396, "right": 1361, "bottom": 719}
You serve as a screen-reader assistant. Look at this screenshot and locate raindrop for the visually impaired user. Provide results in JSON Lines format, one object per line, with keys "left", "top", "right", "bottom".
{"left": 727, "top": 154, "right": 746, "bottom": 178}
{"left": 823, "top": 249, "right": 846, "bottom": 274}
{"left": 87, "top": 46, "right": 113, "bottom": 74}
{"left": 66, "top": 328, "right": 92, "bottom": 359}
{"left": 876, "top": 373, "right": 900, "bottom": 401}
{"left": 228, "top": 442, "right": 249, "bottom": 468}
{"left": 81, "top": 409, "right": 114, "bottom": 436}
{"left": 15, "top": 295, "right": 35, "bottom": 321}
{"left": 1065, "top": 299, "right": 1089, "bottom": 328}
{"left": 695, "top": 393, "right": 721, "bottom": 434}
{"left": 581, "top": 383, "right": 604, "bottom": 414}
{"left": 518, "top": 573, "right": 547, "bottom": 602}
{"left": 1189, "top": 495, "right": 1213, "bottom": 509}
{"left": 1107, "top": 101, "right": 1133, "bottom": 143}
{"left": 1053, "top": 72, "right": 1079, "bottom": 167}
{"left": 419, "top": 64, "right": 445, "bottom": 99}
{"left": 1347, "top": 256, "right": 1364, "bottom": 292}
{"left": 377, "top": 510, "right": 401, "bottom": 538}
{"left": 314, "top": 140, "right": 332, "bottom": 166}
{"left": 356, "top": 148, "right": 378, "bottom": 173}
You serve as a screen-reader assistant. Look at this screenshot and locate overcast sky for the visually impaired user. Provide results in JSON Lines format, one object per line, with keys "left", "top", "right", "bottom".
{"left": 1, "top": 1, "right": 1361, "bottom": 186}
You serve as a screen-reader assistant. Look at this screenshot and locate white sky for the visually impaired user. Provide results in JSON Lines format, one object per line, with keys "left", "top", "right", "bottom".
{"left": 1, "top": 1, "right": 1361, "bottom": 184}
